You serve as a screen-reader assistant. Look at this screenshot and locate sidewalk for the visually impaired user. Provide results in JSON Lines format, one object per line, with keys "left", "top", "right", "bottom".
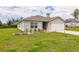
{"left": 57, "top": 30, "right": 79, "bottom": 35}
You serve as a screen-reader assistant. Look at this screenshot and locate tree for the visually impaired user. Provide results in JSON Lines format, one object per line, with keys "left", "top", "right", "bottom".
{"left": 6, "top": 17, "right": 23, "bottom": 28}
{"left": 11, "top": 17, "right": 15, "bottom": 23}
{"left": 73, "top": 9, "right": 79, "bottom": 19}
{"left": 6, "top": 18, "right": 13, "bottom": 26}
{"left": 0, "top": 20, "right": 2, "bottom": 26}
{"left": 20, "top": 17, "right": 23, "bottom": 19}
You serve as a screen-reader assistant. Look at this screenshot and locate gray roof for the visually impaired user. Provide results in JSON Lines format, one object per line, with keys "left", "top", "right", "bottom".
{"left": 17, "top": 15, "right": 64, "bottom": 24}
{"left": 23, "top": 15, "right": 49, "bottom": 22}
{"left": 65, "top": 18, "right": 79, "bottom": 23}
{"left": 50, "top": 16, "right": 64, "bottom": 22}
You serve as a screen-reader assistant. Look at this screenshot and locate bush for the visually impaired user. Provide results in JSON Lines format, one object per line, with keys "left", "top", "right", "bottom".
{"left": 65, "top": 25, "right": 68, "bottom": 27}
{"left": 38, "top": 29, "right": 41, "bottom": 32}
{"left": 0, "top": 25, "right": 17, "bottom": 28}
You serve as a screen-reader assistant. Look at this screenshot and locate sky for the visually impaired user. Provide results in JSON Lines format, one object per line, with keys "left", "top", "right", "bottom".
{"left": 0, "top": 6, "right": 79, "bottom": 23}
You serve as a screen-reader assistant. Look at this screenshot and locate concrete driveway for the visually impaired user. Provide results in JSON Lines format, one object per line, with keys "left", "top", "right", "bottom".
{"left": 57, "top": 30, "right": 79, "bottom": 35}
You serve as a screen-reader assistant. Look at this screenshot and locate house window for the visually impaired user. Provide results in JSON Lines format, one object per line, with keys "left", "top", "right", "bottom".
{"left": 31, "top": 21, "right": 37, "bottom": 28}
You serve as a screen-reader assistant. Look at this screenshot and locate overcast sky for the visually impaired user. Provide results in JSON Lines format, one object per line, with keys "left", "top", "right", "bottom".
{"left": 0, "top": 6, "right": 79, "bottom": 23}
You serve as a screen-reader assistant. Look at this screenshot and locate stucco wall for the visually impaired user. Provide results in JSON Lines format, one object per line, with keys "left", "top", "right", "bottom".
{"left": 24, "top": 21, "right": 30, "bottom": 31}
{"left": 18, "top": 21, "right": 43, "bottom": 31}
{"left": 24, "top": 21, "right": 43, "bottom": 30}
{"left": 37, "top": 22, "right": 43, "bottom": 30}
{"left": 17, "top": 21, "right": 25, "bottom": 31}
{"left": 76, "top": 23, "right": 79, "bottom": 26}
{"left": 17, "top": 18, "right": 65, "bottom": 32}
{"left": 47, "top": 18, "right": 64, "bottom": 32}
{"left": 51, "top": 24, "right": 64, "bottom": 31}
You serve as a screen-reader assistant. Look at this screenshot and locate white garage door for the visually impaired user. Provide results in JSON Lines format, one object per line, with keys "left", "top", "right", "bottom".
{"left": 51, "top": 24, "right": 64, "bottom": 31}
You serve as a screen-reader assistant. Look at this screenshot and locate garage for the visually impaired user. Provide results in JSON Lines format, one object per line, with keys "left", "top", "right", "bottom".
{"left": 47, "top": 17, "right": 65, "bottom": 32}
{"left": 51, "top": 24, "right": 64, "bottom": 31}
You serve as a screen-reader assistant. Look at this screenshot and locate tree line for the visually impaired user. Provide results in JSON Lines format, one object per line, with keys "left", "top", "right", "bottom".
{"left": 0, "top": 17, "right": 23, "bottom": 28}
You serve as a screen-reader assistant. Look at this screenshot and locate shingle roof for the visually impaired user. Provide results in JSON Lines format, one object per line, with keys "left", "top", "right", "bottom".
{"left": 23, "top": 15, "right": 49, "bottom": 22}
{"left": 65, "top": 18, "right": 77, "bottom": 23}
{"left": 17, "top": 15, "right": 64, "bottom": 24}
{"left": 50, "top": 16, "right": 64, "bottom": 22}
{"left": 23, "top": 15, "right": 64, "bottom": 21}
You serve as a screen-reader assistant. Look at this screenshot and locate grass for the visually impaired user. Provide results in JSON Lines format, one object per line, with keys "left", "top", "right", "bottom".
{"left": 6, "top": 48, "right": 17, "bottom": 52}
{"left": 65, "top": 26, "right": 79, "bottom": 31}
{"left": 0, "top": 28, "right": 79, "bottom": 52}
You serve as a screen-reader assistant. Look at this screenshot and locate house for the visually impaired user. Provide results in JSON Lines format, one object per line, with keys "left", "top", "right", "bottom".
{"left": 17, "top": 14, "right": 65, "bottom": 32}
{"left": 65, "top": 18, "right": 79, "bottom": 26}
{"left": 76, "top": 21, "right": 79, "bottom": 26}
{"left": 65, "top": 18, "right": 77, "bottom": 26}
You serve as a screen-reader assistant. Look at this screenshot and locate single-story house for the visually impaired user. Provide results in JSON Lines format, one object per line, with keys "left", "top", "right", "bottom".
{"left": 17, "top": 14, "right": 65, "bottom": 32}
{"left": 65, "top": 18, "right": 77, "bottom": 26}
{"left": 65, "top": 18, "right": 79, "bottom": 26}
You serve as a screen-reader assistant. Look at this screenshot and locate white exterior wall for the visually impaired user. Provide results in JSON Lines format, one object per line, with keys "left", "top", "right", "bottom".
{"left": 47, "top": 18, "right": 64, "bottom": 32}
{"left": 24, "top": 21, "right": 30, "bottom": 31}
{"left": 17, "top": 21, "right": 43, "bottom": 31}
{"left": 51, "top": 24, "right": 64, "bottom": 31}
{"left": 47, "top": 22, "right": 51, "bottom": 32}
{"left": 17, "top": 21, "right": 25, "bottom": 31}
{"left": 76, "top": 23, "right": 79, "bottom": 26}
{"left": 24, "top": 21, "right": 43, "bottom": 30}
{"left": 37, "top": 22, "right": 43, "bottom": 30}
{"left": 17, "top": 18, "right": 64, "bottom": 32}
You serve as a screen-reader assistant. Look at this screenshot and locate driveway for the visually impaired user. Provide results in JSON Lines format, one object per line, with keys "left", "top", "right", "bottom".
{"left": 57, "top": 30, "right": 79, "bottom": 35}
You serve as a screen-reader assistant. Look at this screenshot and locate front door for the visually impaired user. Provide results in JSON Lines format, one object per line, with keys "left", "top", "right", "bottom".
{"left": 43, "top": 22, "right": 48, "bottom": 30}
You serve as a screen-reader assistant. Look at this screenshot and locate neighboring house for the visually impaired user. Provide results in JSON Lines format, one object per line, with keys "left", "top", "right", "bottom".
{"left": 17, "top": 14, "right": 65, "bottom": 32}
{"left": 76, "top": 19, "right": 79, "bottom": 26}
{"left": 76, "top": 21, "right": 79, "bottom": 26}
{"left": 65, "top": 18, "right": 77, "bottom": 26}
{"left": 65, "top": 18, "right": 79, "bottom": 26}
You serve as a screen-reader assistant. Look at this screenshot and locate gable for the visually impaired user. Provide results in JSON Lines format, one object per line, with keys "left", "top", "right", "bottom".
{"left": 50, "top": 18, "right": 64, "bottom": 24}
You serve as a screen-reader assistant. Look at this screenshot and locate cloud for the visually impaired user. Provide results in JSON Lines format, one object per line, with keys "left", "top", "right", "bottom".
{"left": 0, "top": 6, "right": 79, "bottom": 23}
{"left": 0, "top": 6, "right": 55, "bottom": 23}
{"left": 0, "top": 6, "right": 55, "bottom": 16}
{"left": 50, "top": 6, "right": 79, "bottom": 19}
{"left": 0, "top": 6, "right": 47, "bottom": 17}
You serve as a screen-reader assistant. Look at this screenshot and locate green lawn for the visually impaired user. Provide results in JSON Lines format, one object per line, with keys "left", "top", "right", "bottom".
{"left": 0, "top": 28, "right": 79, "bottom": 52}
{"left": 65, "top": 26, "right": 79, "bottom": 31}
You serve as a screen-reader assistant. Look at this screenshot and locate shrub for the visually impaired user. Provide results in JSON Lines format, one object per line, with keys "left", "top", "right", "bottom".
{"left": 34, "top": 28, "right": 37, "bottom": 32}
{"left": 65, "top": 25, "right": 68, "bottom": 27}
{"left": 38, "top": 29, "right": 41, "bottom": 32}
{"left": 0, "top": 25, "right": 17, "bottom": 28}
{"left": 30, "top": 29, "right": 32, "bottom": 33}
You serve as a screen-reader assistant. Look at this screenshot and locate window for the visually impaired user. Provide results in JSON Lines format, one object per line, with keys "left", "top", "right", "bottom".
{"left": 31, "top": 21, "right": 37, "bottom": 28}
